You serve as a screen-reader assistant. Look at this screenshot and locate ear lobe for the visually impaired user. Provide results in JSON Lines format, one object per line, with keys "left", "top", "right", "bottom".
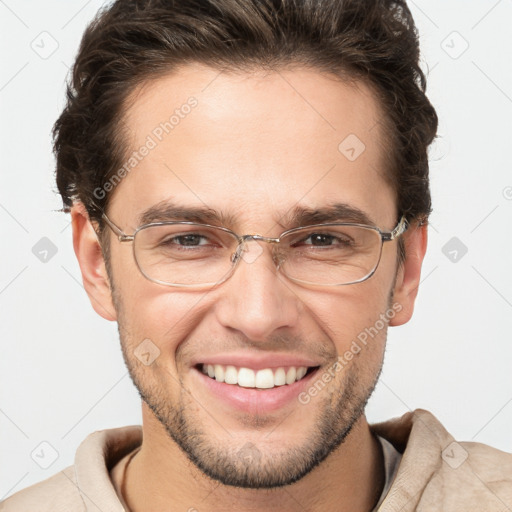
{"left": 389, "top": 221, "right": 428, "bottom": 327}
{"left": 71, "top": 202, "right": 117, "bottom": 321}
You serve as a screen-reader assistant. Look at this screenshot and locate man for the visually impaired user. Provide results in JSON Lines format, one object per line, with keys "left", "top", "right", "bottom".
{"left": 2, "top": 0, "right": 511, "bottom": 510}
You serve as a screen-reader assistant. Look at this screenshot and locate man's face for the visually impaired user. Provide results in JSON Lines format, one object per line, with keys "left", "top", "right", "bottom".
{"left": 100, "top": 64, "right": 405, "bottom": 487}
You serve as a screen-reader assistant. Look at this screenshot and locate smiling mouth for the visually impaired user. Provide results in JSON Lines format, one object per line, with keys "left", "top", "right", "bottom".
{"left": 196, "top": 364, "right": 320, "bottom": 389}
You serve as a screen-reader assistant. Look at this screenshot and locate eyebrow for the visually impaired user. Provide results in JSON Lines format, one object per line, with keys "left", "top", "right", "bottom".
{"left": 138, "top": 200, "right": 238, "bottom": 227}
{"left": 137, "top": 200, "right": 375, "bottom": 230}
{"left": 281, "top": 203, "right": 375, "bottom": 228}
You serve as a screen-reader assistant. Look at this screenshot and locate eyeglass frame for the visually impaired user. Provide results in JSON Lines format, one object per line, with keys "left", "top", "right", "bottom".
{"left": 99, "top": 211, "right": 408, "bottom": 288}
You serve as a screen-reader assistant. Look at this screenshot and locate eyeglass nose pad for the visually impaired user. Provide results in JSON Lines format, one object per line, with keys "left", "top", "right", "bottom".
{"left": 272, "top": 247, "right": 286, "bottom": 269}
{"left": 230, "top": 243, "right": 244, "bottom": 265}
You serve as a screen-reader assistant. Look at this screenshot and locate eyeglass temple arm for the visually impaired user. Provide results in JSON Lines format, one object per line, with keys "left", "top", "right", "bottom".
{"left": 101, "top": 213, "right": 134, "bottom": 242}
{"left": 82, "top": 198, "right": 133, "bottom": 242}
{"left": 382, "top": 216, "right": 408, "bottom": 242}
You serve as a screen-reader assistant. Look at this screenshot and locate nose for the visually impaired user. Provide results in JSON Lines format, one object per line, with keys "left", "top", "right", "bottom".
{"left": 213, "top": 240, "right": 301, "bottom": 342}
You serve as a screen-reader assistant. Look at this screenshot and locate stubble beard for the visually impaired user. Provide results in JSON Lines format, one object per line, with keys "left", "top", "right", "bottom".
{"left": 117, "top": 322, "right": 384, "bottom": 489}
{"left": 108, "top": 262, "right": 390, "bottom": 489}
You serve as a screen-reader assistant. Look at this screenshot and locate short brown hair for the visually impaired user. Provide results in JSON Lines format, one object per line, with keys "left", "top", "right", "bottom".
{"left": 53, "top": 0, "right": 438, "bottom": 239}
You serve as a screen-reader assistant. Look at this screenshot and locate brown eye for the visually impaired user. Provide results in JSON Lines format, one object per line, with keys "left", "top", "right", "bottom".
{"left": 165, "top": 234, "right": 208, "bottom": 247}
{"left": 291, "top": 231, "right": 353, "bottom": 248}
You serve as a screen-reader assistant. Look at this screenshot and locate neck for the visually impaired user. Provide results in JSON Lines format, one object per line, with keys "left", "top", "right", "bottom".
{"left": 122, "top": 403, "right": 385, "bottom": 512}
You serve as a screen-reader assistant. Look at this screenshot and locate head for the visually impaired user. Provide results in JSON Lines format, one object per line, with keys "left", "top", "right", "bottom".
{"left": 57, "top": 0, "right": 437, "bottom": 489}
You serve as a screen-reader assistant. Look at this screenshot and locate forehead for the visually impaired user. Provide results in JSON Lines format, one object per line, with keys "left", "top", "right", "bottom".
{"left": 110, "top": 63, "right": 395, "bottom": 230}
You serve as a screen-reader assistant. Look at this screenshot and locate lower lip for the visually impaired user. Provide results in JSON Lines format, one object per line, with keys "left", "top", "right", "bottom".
{"left": 192, "top": 366, "right": 320, "bottom": 414}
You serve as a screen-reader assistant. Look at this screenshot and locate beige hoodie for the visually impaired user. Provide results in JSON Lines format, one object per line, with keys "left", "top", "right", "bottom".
{"left": 1, "top": 409, "right": 511, "bottom": 511}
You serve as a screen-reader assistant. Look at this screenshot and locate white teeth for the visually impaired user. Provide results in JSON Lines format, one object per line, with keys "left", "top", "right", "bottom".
{"left": 238, "top": 367, "right": 255, "bottom": 388}
{"left": 214, "top": 364, "right": 225, "bottom": 383}
{"left": 200, "top": 364, "right": 311, "bottom": 388}
{"left": 274, "top": 367, "right": 286, "bottom": 386}
{"left": 296, "top": 367, "right": 307, "bottom": 380}
{"left": 224, "top": 365, "right": 238, "bottom": 384}
{"left": 285, "top": 367, "right": 296, "bottom": 385}
{"left": 255, "top": 368, "right": 274, "bottom": 389}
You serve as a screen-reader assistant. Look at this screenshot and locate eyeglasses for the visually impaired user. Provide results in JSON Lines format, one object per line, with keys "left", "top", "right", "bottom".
{"left": 100, "top": 213, "right": 408, "bottom": 288}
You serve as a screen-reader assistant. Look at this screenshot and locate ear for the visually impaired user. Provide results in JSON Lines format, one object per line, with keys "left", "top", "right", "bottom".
{"left": 70, "top": 202, "right": 117, "bottom": 321}
{"left": 389, "top": 221, "right": 428, "bottom": 326}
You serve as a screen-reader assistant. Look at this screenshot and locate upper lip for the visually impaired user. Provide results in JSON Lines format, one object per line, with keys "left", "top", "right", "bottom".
{"left": 191, "top": 353, "right": 322, "bottom": 371}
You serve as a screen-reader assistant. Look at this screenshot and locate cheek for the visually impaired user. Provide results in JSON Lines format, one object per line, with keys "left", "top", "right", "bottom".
{"left": 305, "top": 270, "right": 393, "bottom": 351}
{"left": 112, "top": 256, "right": 209, "bottom": 363}
{"left": 110, "top": 242, "right": 198, "bottom": 337}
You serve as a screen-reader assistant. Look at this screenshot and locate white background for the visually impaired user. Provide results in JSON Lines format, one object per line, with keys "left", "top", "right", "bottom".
{"left": 1, "top": 0, "right": 511, "bottom": 500}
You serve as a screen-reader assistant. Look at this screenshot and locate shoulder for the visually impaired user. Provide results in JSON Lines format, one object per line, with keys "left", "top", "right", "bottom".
{"left": 459, "top": 438, "right": 512, "bottom": 471}
{"left": 0, "top": 465, "right": 85, "bottom": 512}
{"left": 410, "top": 409, "right": 512, "bottom": 476}
{"left": 0, "top": 424, "right": 141, "bottom": 512}
{"left": 372, "top": 409, "right": 512, "bottom": 510}
{"left": 419, "top": 440, "right": 512, "bottom": 510}
{"left": 446, "top": 439, "right": 512, "bottom": 491}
